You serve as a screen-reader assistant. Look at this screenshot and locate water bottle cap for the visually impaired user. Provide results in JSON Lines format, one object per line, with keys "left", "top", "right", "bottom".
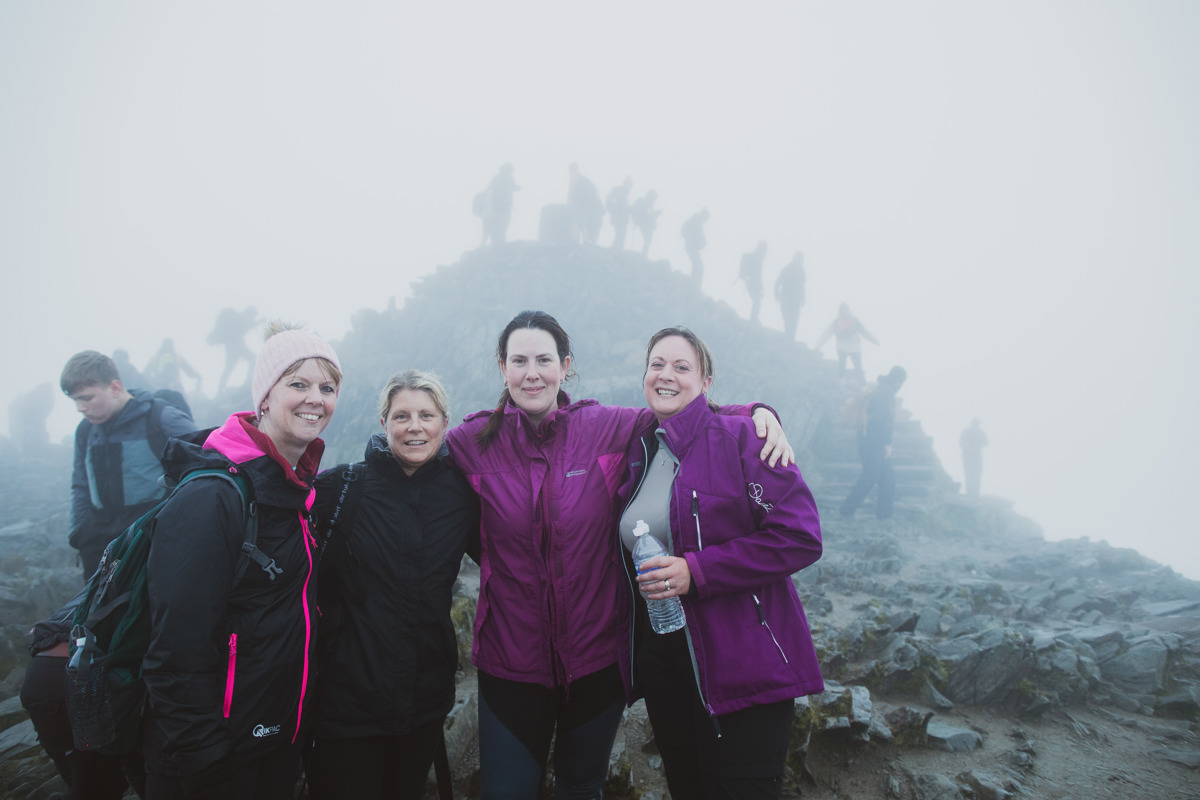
{"left": 633, "top": 520, "right": 648, "bottom": 537}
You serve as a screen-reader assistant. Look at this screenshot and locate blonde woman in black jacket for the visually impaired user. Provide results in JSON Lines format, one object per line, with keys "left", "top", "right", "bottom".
{"left": 307, "top": 370, "right": 480, "bottom": 800}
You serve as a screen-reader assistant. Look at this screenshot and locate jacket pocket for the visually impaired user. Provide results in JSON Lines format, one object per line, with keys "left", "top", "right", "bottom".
{"left": 753, "top": 594, "right": 788, "bottom": 665}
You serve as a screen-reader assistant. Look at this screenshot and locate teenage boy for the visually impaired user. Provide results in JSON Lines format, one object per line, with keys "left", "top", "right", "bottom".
{"left": 60, "top": 350, "right": 196, "bottom": 578}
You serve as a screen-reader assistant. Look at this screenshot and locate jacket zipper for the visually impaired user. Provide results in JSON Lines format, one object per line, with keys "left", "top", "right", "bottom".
{"left": 223, "top": 633, "right": 237, "bottom": 718}
{"left": 753, "top": 594, "right": 789, "bottom": 664}
{"left": 294, "top": 494, "right": 317, "bottom": 743}
{"left": 623, "top": 437, "right": 654, "bottom": 692}
{"left": 692, "top": 491, "right": 702, "bottom": 550}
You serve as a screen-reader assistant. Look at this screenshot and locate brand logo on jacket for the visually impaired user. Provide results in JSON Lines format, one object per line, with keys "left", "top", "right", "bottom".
{"left": 747, "top": 483, "right": 773, "bottom": 512}
{"left": 566, "top": 469, "right": 587, "bottom": 478}
{"left": 252, "top": 724, "right": 281, "bottom": 738}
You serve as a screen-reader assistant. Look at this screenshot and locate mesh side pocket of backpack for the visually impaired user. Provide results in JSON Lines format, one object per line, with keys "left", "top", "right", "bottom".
{"left": 66, "top": 629, "right": 146, "bottom": 755}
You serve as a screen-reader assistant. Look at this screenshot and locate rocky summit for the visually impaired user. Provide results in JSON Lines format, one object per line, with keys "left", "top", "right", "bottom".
{"left": 1, "top": 244, "right": 1197, "bottom": 799}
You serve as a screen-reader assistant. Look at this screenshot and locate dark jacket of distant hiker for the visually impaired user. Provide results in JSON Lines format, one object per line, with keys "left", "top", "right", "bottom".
{"left": 70, "top": 389, "right": 195, "bottom": 560}
{"left": 617, "top": 394, "right": 824, "bottom": 715}
{"left": 142, "top": 414, "right": 322, "bottom": 777}
{"left": 311, "top": 434, "right": 480, "bottom": 739}
{"left": 863, "top": 387, "right": 897, "bottom": 453}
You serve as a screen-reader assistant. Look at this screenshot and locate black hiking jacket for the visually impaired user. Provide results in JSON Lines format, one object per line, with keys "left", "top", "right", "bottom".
{"left": 142, "top": 414, "right": 323, "bottom": 776}
{"left": 311, "top": 433, "right": 479, "bottom": 739}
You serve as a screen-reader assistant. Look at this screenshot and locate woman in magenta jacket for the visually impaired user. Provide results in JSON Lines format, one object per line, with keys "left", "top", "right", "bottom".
{"left": 618, "top": 326, "right": 823, "bottom": 799}
{"left": 444, "top": 310, "right": 790, "bottom": 798}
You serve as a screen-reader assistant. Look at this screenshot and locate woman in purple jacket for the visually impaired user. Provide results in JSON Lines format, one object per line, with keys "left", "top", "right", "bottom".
{"left": 618, "top": 326, "right": 823, "bottom": 799}
{"left": 445, "top": 310, "right": 790, "bottom": 799}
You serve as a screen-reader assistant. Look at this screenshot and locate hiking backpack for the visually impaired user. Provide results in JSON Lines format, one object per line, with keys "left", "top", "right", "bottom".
{"left": 65, "top": 466, "right": 278, "bottom": 755}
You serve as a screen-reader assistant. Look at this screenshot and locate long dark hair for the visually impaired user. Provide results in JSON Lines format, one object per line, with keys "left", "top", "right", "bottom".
{"left": 475, "top": 310, "right": 575, "bottom": 447}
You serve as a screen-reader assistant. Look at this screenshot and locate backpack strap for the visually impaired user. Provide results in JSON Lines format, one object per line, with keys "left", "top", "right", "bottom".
{"left": 319, "top": 462, "right": 368, "bottom": 558}
{"left": 146, "top": 398, "right": 169, "bottom": 461}
{"left": 175, "top": 468, "right": 272, "bottom": 584}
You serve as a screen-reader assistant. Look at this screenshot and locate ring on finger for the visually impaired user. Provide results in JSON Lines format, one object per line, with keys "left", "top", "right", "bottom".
{"left": 664, "top": 579, "right": 671, "bottom": 592}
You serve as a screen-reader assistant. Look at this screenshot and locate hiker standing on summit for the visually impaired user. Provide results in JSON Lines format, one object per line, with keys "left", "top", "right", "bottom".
{"left": 61, "top": 351, "right": 195, "bottom": 579}
{"left": 142, "top": 324, "right": 342, "bottom": 800}
{"left": 840, "top": 366, "right": 907, "bottom": 520}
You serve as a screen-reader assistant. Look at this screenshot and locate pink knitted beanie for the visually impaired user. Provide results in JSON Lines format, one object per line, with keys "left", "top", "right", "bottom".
{"left": 252, "top": 328, "right": 342, "bottom": 415}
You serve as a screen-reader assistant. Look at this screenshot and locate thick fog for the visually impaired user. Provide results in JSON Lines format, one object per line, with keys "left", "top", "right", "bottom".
{"left": 3, "top": 3, "right": 1197, "bottom": 578}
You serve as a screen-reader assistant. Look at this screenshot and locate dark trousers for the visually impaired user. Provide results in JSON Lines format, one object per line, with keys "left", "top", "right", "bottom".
{"left": 837, "top": 351, "right": 863, "bottom": 379}
{"left": 477, "top": 666, "right": 625, "bottom": 800}
{"left": 306, "top": 720, "right": 444, "bottom": 800}
{"left": 840, "top": 441, "right": 895, "bottom": 519}
{"left": 145, "top": 743, "right": 301, "bottom": 800}
{"left": 636, "top": 622, "right": 794, "bottom": 799}
{"left": 21, "top": 654, "right": 144, "bottom": 800}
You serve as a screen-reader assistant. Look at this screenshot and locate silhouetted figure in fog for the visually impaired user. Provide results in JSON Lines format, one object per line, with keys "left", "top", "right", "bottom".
{"left": 629, "top": 190, "right": 661, "bottom": 255}
{"left": 606, "top": 177, "right": 633, "bottom": 249}
{"left": 567, "top": 163, "right": 604, "bottom": 244}
{"left": 112, "top": 349, "right": 148, "bottom": 391}
{"left": 738, "top": 241, "right": 768, "bottom": 323}
{"left": 476, "top": 162, "right": 520, "bottom": 245}
{"left": 144, "top": 337, "right": 201, "bottom": 395}
{"left": 775, "top": 252, "right": 806, "bottom": 341}
{"left": 815, "top": 303, "right": 879, "bottom": 381}
{"left": 681, "top": 208, "right": 709, "bottom": 285}
{"left": 960, "top": 418, "right": 989, "bottom": 498}
{"left": 840, "top": 366, "right": 907, "bottom": 520}
{"left": 9, "top": 382, "right": 52, "bottom": 458}
{"left": 208, "top": 306, "right": 262, "bottom": 394}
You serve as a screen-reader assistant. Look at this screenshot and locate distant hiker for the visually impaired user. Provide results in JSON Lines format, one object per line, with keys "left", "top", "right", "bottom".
{"left": 840, "top": 366, "right": 907, "bottom": 520}
{"left": 814, "top": 303, "right": 880, "bottom": 381}
{"left": 738, "top": 241, "right": 768, "bottom": 323}
{"left": 606, "top": 177, "right": 633, "bottom": 249}
{"left": 61, "top": 351, "right": 196, "bottom": 579}
{"left": 307, "top": 371, "right": 479, "bottom": 800}
{"left": 775, "top": 252, "right": 807, "bottom": 341}
{"left": 112, "top": 349, "right": 148, "bottom": 391}
{"left": 142, "top": 323, "right": 341, "bottom": 799}
{"left": 9, "top": 382, "right": 52, "bottom": 458}
{"left": 681, "top": 208, "right": 709, "bottom": 285}
{"left": 143, "top": 337, "right": 201, "bottom": 395}
{"left": 960, "top": 418, "right": 989, "bottom": 498}
{"left": 476, "top": 162, "right": 520, "bottom": 246}
{"left": 567, "top": 162, "right": 604, "bottom": 245}
{"left": 208, "top": 306, "right": 263, "bottom": 395}
{"left": 630, "top": 189, "right": 661, "bottom": 255}
{"left": 22, "top": 587, "right": 147, "bottom": 799}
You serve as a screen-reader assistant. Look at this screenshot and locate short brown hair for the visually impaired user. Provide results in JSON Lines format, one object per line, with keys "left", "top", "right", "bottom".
{"left": 60, "top": 351, "right": 121, "bottom": 395}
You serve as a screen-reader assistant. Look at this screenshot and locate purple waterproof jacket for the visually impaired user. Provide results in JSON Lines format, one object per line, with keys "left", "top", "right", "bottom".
{"left": 446, "top": 394, "right": 762, "bottom": 689}
{"left": 618, "top": 394, "right": 824, "bottom": 716}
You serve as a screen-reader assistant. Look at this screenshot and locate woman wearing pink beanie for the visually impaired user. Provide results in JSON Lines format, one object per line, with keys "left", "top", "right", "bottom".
{"left": 142, "top": 322, "right": 341, "bottom": 800}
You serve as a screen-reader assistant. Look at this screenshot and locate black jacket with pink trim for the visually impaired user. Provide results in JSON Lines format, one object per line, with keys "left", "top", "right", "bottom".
{"left": 142, "top": 413, "right": 324, "bottom": 776}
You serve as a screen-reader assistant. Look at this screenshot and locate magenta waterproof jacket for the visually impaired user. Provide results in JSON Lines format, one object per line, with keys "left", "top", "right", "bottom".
{"left": 445, "top": 394, "right": 762, "bottom": 689}
{"left": 446, "top": 395, "right": 652, "bottom": 687}
{"left": 618, "top": 395, "right": 824, "bottom": 716}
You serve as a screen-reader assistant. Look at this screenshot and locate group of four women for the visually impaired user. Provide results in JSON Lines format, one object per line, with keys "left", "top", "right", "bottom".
{"left": 140, "top": 310, "right": 823, "bottom": 800}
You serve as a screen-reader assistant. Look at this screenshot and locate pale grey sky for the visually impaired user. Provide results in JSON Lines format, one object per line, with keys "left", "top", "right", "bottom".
{"left": 3, "top": 2, "right": 1198, "bottom": 577}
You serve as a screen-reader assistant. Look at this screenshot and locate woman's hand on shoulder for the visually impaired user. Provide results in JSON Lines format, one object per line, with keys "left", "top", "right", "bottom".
{"left": 752, "top": 408, "right": 794, "bottom": 468}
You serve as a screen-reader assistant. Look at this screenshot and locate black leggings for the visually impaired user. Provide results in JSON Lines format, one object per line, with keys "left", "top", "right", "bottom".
{"left": 306, "top": 719, "right": 444, "bottom": 800}
{"left": 637, "top": 616, "right": 794, "bottom": 800}
{"left": 477, "top": 665, "right": 625, "bottom": 799}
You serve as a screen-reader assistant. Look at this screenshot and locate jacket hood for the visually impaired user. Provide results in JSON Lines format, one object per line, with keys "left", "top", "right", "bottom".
{"left": 364, "top": 431, "right": 451, "bottom": 480}
{"left": 161, "top": 412, "right": 321, "bottom": 508}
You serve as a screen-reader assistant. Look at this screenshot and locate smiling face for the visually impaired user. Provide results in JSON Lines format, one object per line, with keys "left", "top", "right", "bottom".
{"left": 382, "top": 388, "right": 448, "bottom": 476}
{"left": 256, "top": 358, "right": 339, "bottom": 466}
{"left": 501, "top": 328, "right": 570, "bottom": 427}
{"left": 644, "top": 335, "right": 713, "bottom": 422}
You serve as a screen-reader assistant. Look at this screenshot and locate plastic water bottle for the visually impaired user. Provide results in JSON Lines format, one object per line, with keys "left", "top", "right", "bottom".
{"left": 632, "top": 520, "right": 686, "bottom": 634}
